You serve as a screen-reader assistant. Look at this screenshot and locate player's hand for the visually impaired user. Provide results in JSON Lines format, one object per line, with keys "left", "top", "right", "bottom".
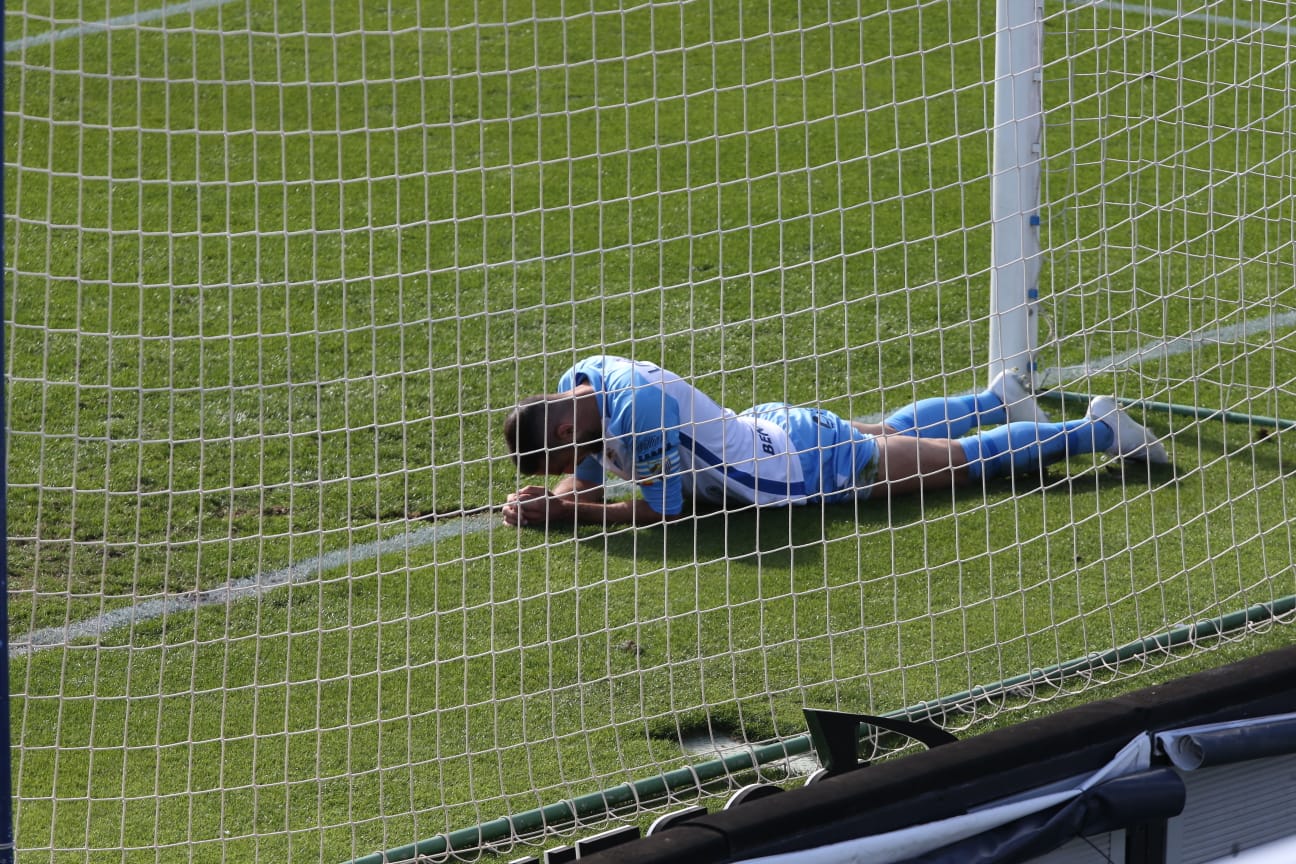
{"left": 507, "top": 485, "right": 550, "bottom": 502}
{"left": 502, "top": 486, "right": 558, "bottom": 527}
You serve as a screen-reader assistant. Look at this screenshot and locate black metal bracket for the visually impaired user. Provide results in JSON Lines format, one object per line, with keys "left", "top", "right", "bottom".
{"left": 803, "top": 708, "right": 958, "bottom": 777}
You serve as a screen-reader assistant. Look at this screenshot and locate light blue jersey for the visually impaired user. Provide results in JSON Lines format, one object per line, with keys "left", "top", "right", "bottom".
{"left": 558, "top": 356, "right": 878, "bottom": 515}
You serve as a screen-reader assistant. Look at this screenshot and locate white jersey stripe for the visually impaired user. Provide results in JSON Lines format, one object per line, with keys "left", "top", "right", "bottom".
{"left": 678, "top": 432, "right": 808, "bottom": 497}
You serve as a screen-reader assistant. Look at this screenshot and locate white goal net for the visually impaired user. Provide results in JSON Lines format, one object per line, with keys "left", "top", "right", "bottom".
{"left": 3, "top": 1, "right": 1293, "bottom": 861}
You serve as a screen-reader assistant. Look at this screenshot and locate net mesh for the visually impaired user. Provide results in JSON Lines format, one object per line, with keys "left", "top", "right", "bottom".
{"left": 4, "top": 0, "right": 1294, "bottom": 860}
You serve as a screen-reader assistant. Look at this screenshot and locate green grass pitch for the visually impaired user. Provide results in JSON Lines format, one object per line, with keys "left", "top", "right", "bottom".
{"left": 4, "top": 0, "right": 1295, "bottom": 860}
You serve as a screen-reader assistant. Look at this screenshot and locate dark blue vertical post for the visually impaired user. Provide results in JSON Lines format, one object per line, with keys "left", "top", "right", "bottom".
{"left": 0, "top": 10, "right": 13, "bottom": 858}
{"left": 0, "top": 289, "right": 11, "bottom": 864}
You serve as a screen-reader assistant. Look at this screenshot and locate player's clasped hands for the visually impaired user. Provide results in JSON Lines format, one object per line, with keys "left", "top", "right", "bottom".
{"left": 502, "top": 485, "right": 558, "bottom": 527}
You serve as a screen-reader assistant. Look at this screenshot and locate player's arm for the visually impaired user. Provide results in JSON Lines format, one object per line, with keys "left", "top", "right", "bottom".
{"left": 552, "top": 495, "right": 678, "bottom": 526}
{"left": 503, "top": 379, "right": 686, "bottom": 528}
{"left": 554, "top": 475, "right": 685, "bottom": 524}
{"left": 552, "top": 473, "right": 605, "bottom": 501}
{"left": 503, "top": 456, "right": 605, "bottom": 527}
{"left": 503, "top": 483, "right": 679, "bottom": 527}
{"left": 503, "top": 449, "right": 687, "bottom": 528}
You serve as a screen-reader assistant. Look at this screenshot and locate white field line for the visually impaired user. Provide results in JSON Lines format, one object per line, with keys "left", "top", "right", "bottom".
{"left": 15, "top": 310, "right": 1295, "bottom": 656}
{"left": 1063, "top": 0, "right": 1296, "bottom": 39}
{"left": 4, "top": 0, "right": 240, "bottom": 53}
{"left": 11, "top": 515, "right": 496, "bottom": 657}
{"left": 1039, "top": 310, "right": 1296, "bottom": 386}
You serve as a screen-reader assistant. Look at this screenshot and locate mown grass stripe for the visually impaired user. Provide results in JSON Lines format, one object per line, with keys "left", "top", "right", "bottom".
{"left": 4, "top": 0, "right": 239, "bottom": 53}
{"left": 15, "top": 308, "right": 1291, "bottom": 656}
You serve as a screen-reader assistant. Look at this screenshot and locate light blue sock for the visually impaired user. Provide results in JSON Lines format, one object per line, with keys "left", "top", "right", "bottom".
{"left": 960, "top": 420, "right": 1115, "bottom": 481}
{"left": 885, "top": 389, "right": 1006, "bottom": 438}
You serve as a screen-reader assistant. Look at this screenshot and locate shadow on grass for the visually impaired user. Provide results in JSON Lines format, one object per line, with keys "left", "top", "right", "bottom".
{"left": 1173, "top": 421, "right": 1290, "bottom": 473}
{"left": 589, "top": 494, "right": 912, "bottom": 568}
{"left": 1035, "top": 458, "right": 1182, "bottom": 498}
{"left": 588, "top": 457, "right": 1189, "bottom": 562}
{"left": 585, "top": 476, "right": 1026, "bottom": 567}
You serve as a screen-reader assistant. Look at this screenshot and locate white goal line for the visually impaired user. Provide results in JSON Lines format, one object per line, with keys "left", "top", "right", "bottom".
{"left": 1039, "top": 310, "right": 1296, "bottom": 387}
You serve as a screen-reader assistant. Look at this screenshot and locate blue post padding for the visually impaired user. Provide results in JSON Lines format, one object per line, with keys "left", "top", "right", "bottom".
{"left": 900, "top": 769, "right": 1185, "bottom": 864}
{"left": 1157, "top": 714, "right": 1296, "bottom": 770}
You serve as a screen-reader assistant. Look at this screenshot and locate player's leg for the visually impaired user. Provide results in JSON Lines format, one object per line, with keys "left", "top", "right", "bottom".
{"left": 955, "top": 419, "right": 1112, "bottom": 484}
{"left": 869, "top": 434, "right": 973, "bottom": 496}
{"left": 871, "top": 402, "right": 1166, "bottom": 496}
{"left": 877, "top": 369, "right": 1050, "bottom": 439}
{"left": 872, "top": 419, "right": 1097, "bottom": 496}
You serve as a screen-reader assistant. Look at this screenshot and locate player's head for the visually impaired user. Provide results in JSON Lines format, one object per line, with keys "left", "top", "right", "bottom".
{"left": 503, "top": 393, "right": 600, "bottom": 475}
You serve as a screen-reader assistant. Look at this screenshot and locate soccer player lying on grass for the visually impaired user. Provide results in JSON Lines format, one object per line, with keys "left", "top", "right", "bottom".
{"left": 500, "top": 355, "right": 1167, "bottom": 528}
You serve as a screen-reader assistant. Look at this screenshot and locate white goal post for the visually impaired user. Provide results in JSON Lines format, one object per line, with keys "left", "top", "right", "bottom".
{"left": 989, "top": 0, "right": 1045, "bottom": 384}
{"left": 4, "top": 1, "right": 1295, "bottom": 862}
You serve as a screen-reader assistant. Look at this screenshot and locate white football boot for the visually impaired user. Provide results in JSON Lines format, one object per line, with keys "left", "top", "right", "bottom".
{"left": 1086, "top": 396, "right": 1169, "bottom": 464}
{"left": 988, "top": 368, "right": 1051, "bottom": 425}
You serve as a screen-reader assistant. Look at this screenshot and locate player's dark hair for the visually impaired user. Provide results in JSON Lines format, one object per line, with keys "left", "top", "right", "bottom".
{"left": 503, "top": 395, "right": 553, "bottom": 475}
